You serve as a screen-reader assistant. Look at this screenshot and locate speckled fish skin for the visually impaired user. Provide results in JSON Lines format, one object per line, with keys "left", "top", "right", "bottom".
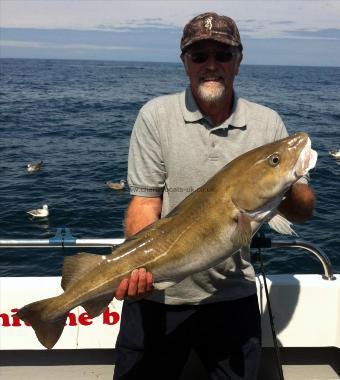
{"left": 16, "top": 132, "right": 317, "bottom": 349}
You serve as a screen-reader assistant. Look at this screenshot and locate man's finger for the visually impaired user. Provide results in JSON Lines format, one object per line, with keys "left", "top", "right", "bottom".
{"left": 137, "top": 268, "right": 147, "bottom": 296}
{"left": 127, "top": 269, "right": 139, "bottom": 297}
{"left": 146, "top": 272, "right": 154, "bottom": 292}
{"left": 115, "top": 278, "right": 129, "bottom": 300}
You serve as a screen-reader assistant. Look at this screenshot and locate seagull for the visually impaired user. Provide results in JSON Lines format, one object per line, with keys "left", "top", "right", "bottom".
{"left": 26, "top": 161, "right": 43, "bottom": 173}
{"left": 329, "top": 149, "right": 340, "bottom": 160}
{"left": 26, "top": 204, "right": 49, "bottom": 218}
{"left": 106, "top": 179, "right": 126, "bottom": 190}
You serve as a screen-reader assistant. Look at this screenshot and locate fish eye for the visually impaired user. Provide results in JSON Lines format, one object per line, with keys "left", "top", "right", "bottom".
{"left": 269, "top": 154, "right": 280, "bottom": 166}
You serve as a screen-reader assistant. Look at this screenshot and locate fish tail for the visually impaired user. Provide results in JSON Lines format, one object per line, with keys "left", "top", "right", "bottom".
{"left": 16, "top": 297, "right": 68, "bottom": 349}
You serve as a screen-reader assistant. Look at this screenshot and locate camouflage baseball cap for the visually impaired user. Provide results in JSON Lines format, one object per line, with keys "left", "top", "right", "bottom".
{"left": 181, "top": 12, "right": 242, "bottom": 52}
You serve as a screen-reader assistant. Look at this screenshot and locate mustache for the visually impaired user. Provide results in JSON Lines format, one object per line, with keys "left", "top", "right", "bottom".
{"left": 199, "top": 72, "right": 224, "bottom": 82}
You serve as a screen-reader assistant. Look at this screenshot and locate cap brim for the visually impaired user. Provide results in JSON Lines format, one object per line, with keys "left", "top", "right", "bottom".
{"left": 181, "top": 35, "right": 240, "bottom": 51}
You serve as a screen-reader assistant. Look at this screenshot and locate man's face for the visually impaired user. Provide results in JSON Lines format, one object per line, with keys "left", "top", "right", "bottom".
{"left": 181, "top": 40, "right": 243, "bottom": 104}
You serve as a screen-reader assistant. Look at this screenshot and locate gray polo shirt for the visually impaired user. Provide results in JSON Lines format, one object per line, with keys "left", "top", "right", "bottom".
{"left": 127, "top": 88, "right": 292, "bottom": 305}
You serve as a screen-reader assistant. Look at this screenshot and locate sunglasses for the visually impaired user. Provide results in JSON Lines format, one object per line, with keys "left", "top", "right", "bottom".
{"left": 187, "top": 50, "right": 236, "bottom": 64}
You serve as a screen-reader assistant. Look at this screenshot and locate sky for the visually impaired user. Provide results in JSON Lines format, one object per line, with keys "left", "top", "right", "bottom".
{"left": 1, "top": 0, "right": 340, "bottom": 66}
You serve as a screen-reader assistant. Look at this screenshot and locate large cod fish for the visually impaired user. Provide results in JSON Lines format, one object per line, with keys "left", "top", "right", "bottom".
{"left": 17, "top": 132, "right": 317, "bottom": 349}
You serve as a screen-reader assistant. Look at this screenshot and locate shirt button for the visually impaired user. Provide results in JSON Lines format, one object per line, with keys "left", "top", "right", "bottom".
{"left": 211, "top": 142, "right": 215, "bottom": 147}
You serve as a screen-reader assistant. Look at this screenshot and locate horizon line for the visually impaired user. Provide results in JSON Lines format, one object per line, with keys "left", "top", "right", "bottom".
{"left": 1, "top": 56, "right": 339, "bottom": 69}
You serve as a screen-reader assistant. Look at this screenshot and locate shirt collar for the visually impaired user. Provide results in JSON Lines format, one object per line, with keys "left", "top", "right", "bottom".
{"left": 181, "top": 87, "right": 246, "bottom": 129}
{"left": 181, "top": 87, "right": 204, "bottom": 123}
{"left": 227, "top": 91, "right": 246, "bottom": 129}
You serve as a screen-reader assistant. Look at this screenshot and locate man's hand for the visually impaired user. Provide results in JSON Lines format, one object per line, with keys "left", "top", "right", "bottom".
{"left": 115, "top": 268, "right": 154, "bottom": 301}
{"left": 278, "top": 183, "right": 315, "bottom": 223}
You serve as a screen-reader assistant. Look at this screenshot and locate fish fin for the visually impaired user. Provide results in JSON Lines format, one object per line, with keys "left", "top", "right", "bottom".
{"left": 268, "top": 214, "right": 298, "bottom": 236}
{"left": 16, "top": 297, "right": 67, "bottom": 349}
{"left": 231, "top": 213, "right": 252, "bottom": 248}
{"left": 61, "top": 252, "right": 104, "bottom": 291}
{"left": 153, "top": 281, "right": 176, "bottom": 290}
{"left": 239, "top": 246, "right": 251, "bottom": 262}
{"left": 81, "top": 294, "right": 113, "bottom": 317}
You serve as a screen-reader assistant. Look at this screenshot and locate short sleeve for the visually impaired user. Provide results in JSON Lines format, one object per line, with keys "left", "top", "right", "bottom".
{"left": 127, "top": 107, "right": 166, "bottom": 197}
{"left": 273, "top": 112, "right": 288, "bottom": 141}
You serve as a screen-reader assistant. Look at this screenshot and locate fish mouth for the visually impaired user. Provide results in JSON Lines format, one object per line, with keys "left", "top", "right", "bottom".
{"left": 294, "top": 137, "right": 318, "bottom": 178}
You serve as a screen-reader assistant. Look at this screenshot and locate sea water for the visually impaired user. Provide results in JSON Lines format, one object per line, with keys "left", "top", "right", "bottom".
{"left": 0, "top": 58, "right": 339, "bottom": 276}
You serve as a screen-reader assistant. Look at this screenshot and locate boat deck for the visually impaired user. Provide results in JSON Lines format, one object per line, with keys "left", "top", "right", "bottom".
{"left": 1, "top": 348, "right": 339, "bottom": 379}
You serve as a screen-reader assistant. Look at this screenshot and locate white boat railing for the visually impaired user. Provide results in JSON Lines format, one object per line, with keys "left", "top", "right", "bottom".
{"left": 0, "top": 228, "right": 124, "bottom": 248}
{"left": 270, "top": 240, "right": 336, "bottom": 281}
{"left": 0, "top": 228, "right": 336, "bottom": 281}
{"left": 250, "top": 233, "right": 336, "bottom": 281}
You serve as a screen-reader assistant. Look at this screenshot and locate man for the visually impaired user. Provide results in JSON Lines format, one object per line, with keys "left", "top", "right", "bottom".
{"left": 113, "top": 12, "right": 315, "bottom": 380}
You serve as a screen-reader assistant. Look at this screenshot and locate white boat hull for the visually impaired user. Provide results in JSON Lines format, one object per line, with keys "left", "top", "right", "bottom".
{"left": 1, "top": 274, "right": 339, "bottom": 350}
{"left": 1, "top": 274, "right": 339, "bottom": 379}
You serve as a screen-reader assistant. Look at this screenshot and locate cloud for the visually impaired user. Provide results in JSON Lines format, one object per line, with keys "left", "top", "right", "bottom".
{"left": 0, "top": 40, "right": 147, "bottom": 51}
{"left": 1, "top": 1, "right": 340, "bottom": 66}
{"left": 96, "top": 19, "right": 178, "bottom": 31}
{"left": 0, "top": 26, "right": 181, "bottom": 61}
{"left": 242, "top": 35, "right": 340, "bottom": 67}
{"left": 2, "top": 0, "right": 340, "bottom": 36}
{"left": 269, "top": 21, "right": 295, "bottom": 25}
{"left": 285, "top": 28, "right": 340, "bottom": 40}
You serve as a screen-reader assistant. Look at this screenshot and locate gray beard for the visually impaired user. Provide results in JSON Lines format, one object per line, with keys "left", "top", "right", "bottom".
{"left": 197, "top": 82, "right": 226, "bottom": 104}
